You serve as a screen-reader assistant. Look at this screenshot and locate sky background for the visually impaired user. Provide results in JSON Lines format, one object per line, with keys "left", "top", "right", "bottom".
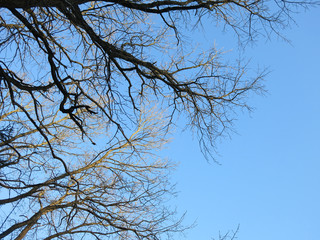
{"left": 166, "top": 5, "right": 320, "bottom": 240}
{"left": 1, "top": 3, "right": 319, "bottom": 240}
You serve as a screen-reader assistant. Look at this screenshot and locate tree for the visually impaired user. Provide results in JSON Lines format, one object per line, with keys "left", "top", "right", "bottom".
{"left": 0, "top": 0, "right": 314, "bottom": 239}
{"left": 0, "top": 93, "right": 181, "bottom": 239}
{"left": 212, "top": 225, "right": 240, "bottom": 240}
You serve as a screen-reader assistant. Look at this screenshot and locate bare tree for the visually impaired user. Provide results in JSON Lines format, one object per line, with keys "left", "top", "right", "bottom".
{"left": 0, "top": 0, "right": 315, "bottom": 239}
{"left": 0, "top": 93, "right": 182, "bottom": 239}
{"left": 212, "top": 225, "right": 240, "bottom": 240}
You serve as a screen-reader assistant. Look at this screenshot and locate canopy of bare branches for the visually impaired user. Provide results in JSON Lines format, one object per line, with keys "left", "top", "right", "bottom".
{"left": 0, "top": 0, "right": 314, "bottom": 239}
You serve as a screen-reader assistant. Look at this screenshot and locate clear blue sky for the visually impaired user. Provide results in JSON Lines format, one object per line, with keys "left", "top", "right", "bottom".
{"left": 166, "top": 6, "right": 320, "bottom": 240}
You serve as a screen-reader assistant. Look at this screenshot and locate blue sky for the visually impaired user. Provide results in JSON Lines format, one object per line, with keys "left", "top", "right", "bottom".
{"left": 1, "top": 3, "right": 318, "bottom": 240}
{"left": 166, "top": 5, "right": 320, "bottom": 240}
